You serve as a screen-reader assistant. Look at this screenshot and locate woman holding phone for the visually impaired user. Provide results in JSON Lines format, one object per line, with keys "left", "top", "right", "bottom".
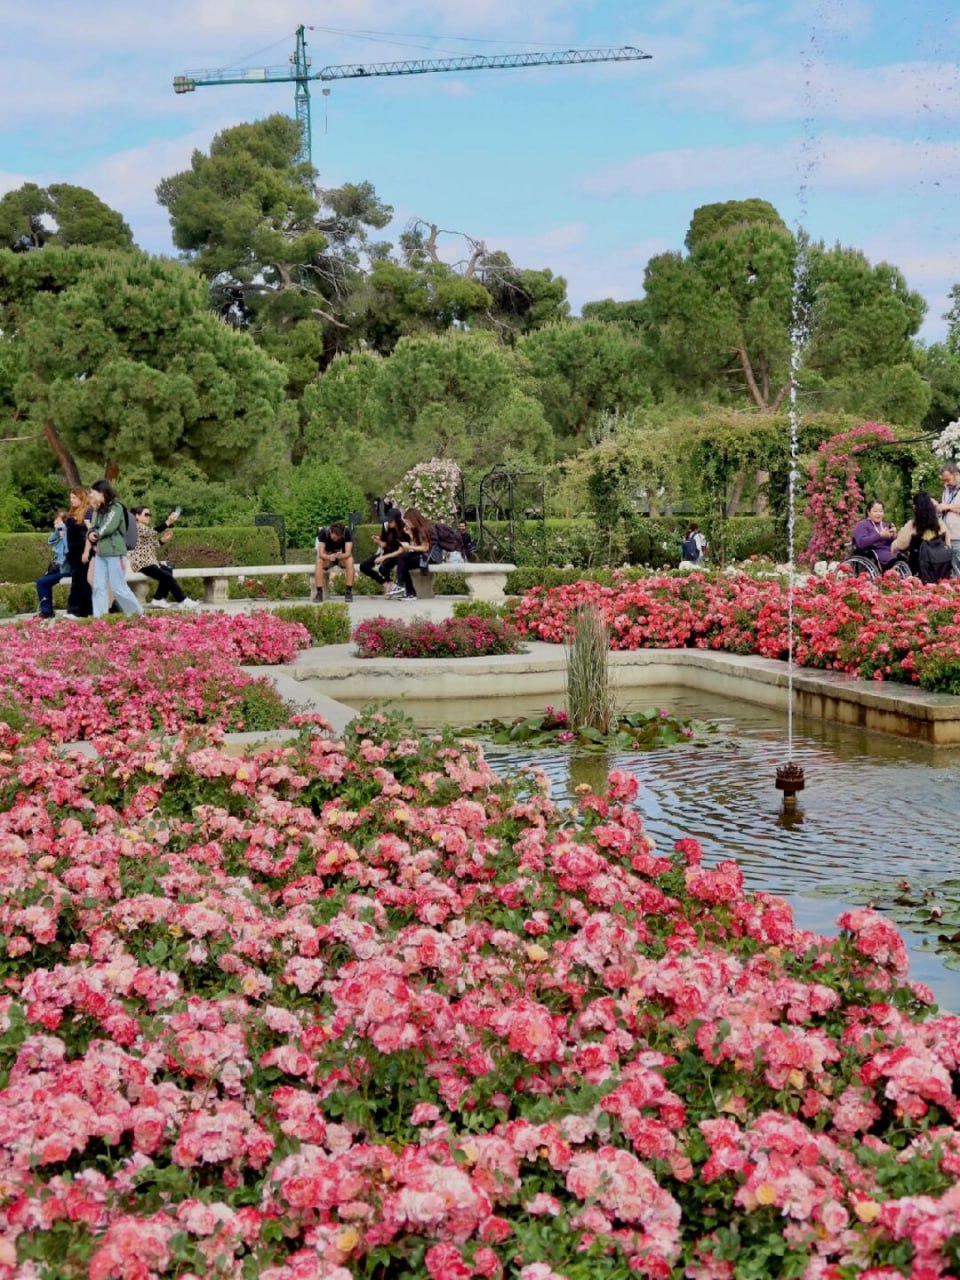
{"left": 129, "top": 505, "right": 196, "bottom": 607}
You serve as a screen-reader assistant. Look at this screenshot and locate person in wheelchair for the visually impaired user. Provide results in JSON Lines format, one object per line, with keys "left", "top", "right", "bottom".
{"left": 850, "top": 500, "right": 907, "bottom": 575}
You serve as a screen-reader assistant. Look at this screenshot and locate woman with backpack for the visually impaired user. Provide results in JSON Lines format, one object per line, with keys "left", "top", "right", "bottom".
{"left": 395, "top": 509, "right": 436, "bottom": 600}
{"left": 83, "top": 480, "right": 144, "bottom": 619}
{"left": 891, "top": 492, "right": 952, "bottom": 584}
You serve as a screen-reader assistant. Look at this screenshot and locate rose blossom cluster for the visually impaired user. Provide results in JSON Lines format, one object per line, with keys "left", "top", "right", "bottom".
{"left": 0, "top": 612, "right": 311, "bottom": 739}
{"left": 510, "top": 571, "right": 960, "bottom": 683}
{"left": 0, "top": 699, "right": 958, "bottom": 1277}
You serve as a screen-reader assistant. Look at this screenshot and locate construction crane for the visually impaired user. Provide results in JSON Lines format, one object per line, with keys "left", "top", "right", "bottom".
{"left": 174, "top": 25, "right": 651, "bottom": 167}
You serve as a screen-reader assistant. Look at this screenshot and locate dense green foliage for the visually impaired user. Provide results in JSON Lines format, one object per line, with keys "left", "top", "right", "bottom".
{"left": 0, "top": 182, "right": 134, "bottom": 251}
{"left": 1, "top": 125, "right": 958, "bottom": 551}
{"left": 268, "top": 604, "right": 351, "bottom": 646}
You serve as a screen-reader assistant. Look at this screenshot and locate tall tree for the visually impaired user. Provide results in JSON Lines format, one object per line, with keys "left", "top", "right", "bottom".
{"left": 303, "top": 332, "right": 552, "bottom": 497}
{"left": 520, "top": 320, "right": 651, "bottom": 445}
{"left": 0, "top": 183, "right": 133, "bottom": 251}
{"left": 157, "top": 115, "right": 392, "bottom": 389}
{"left": 640, "top": 200, "right": 930, "bottom": 419}
{"left": 1, "top": 247, "right": 286, "bottom": 486}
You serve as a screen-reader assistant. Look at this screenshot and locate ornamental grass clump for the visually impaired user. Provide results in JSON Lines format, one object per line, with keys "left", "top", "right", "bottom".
{"left": 566, "top": 603, "right": 615, "bottom": 734}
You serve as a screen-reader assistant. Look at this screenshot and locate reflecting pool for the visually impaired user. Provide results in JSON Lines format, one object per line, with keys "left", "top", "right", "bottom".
{"left": 370, "top": 687, "right": 960, "bottom": 1011}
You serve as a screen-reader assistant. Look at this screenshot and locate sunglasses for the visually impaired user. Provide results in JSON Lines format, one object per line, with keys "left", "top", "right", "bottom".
{"left": 140, "top": 511, "right": 151, "bottom": 518}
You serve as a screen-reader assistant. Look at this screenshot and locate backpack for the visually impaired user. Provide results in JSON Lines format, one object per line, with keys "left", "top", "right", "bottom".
{"left": 681, "top": 536, "right": 701, "bottom": 563}
{"left": 120, "top": 504, "right": 139, "bottom": 551}
{"left": 433, "top": 522, "right": 465, "bottom": 559}
{"left": 918, "top": 534, "right": 953, "bottom": 584}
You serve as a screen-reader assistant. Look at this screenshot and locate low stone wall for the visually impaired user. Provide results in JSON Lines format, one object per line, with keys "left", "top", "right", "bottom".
{"left": 290, "top": 643, "right": 960, "bottom": 744}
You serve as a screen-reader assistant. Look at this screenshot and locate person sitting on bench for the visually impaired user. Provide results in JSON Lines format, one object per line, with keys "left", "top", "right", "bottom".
{"left": 314, "top": 521, "right": 354, "bottom": 603}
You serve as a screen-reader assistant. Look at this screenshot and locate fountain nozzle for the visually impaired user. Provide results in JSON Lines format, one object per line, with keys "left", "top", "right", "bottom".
{"left": 776, "top": 761, "right": 805, "bottom": 812}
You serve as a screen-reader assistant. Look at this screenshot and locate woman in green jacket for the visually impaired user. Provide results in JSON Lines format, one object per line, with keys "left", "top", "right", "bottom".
{"left": 83, "top": 480, "right": 144, "bottom": 619}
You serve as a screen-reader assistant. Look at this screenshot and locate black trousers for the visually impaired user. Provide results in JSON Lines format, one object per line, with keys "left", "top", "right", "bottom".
{"left": 65, "top": 554, "right": 92, "bottom": 617}
{"left": 359, "top": 553, "right": 394, "bottom": 585}
{"left": 396, "top": 551, "right": 426, "bottom": 597}
{"left": 141, "top": 563, "right": 185, "bottom": 602}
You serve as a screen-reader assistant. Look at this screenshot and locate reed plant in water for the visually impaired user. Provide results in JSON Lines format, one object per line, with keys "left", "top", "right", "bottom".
{"left": 565, "top": 604, "right": 615, "bottom": 734}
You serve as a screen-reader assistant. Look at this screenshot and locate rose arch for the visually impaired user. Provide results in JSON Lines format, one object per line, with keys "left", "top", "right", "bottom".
{"left": 803, "top": 422, "right": 915, "bottom": 566}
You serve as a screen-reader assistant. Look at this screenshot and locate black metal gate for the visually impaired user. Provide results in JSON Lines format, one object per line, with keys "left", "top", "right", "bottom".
{"left": 477, "top": 466, "right": 546, "bottom": 564}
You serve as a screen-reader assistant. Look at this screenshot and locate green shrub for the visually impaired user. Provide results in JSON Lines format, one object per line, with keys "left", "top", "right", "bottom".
{"left": 269, "top": 604, "right": 350, "bottom": 646}
{"left": 263, "top": 462, "right": 366, "bottom": 550}
{"left": 0, "top": 581, "right": 71, "bottom": 616}
{"left": 916, "top": 656, "right": 960, "bottom": 696}
{"left": 451, "top": 600, "right": 501, "bottom": 620}
{"left": 227, "top": 680, "right": 291, "bottom": 732}
{"left": 505, "top": 566, "right": 646, "bottom": 594}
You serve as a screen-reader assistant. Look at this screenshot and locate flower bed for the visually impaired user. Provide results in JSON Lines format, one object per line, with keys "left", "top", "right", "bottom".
{"left": 510, "top": 573, "right": 960, "bottom": 685}
{"left": 0, "top": 612, "right": 312, "bottom": 740}
{"left": 0, "top": 709, "right": 959, "bottom": 1277}
{"left": 354, "top": 614, "right": 523, "bottom": 659}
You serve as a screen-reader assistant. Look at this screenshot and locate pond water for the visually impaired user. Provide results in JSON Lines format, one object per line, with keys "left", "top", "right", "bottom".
{"left": 366, "top": 688, "right": 960, "bottom": 1012}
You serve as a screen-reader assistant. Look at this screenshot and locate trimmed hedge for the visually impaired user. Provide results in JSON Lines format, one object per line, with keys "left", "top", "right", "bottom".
{"left": 268, "top": 604, "right": 350, "bottom": 646}
{"left": 0, "top": 526, "right": 281, "bottom": 584}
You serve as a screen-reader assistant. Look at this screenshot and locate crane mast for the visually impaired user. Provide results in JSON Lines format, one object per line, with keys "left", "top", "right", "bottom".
{"left": 174, "top": 25, "right": 652, "bottom": 165}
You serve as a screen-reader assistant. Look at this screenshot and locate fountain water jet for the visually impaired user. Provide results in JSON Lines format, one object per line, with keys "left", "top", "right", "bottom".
{"left": 777, "top": 227, "right": 811, "bottom": 810}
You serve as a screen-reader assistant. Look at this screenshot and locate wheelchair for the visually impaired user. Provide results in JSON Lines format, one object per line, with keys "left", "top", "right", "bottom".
{"left": 837, "top": 544, "right": 911, "bottom": 582}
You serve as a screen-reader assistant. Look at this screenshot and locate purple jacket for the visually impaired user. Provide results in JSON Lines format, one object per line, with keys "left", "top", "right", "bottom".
{"left": 852, "top": 518, "right": 897, "bottom": 565}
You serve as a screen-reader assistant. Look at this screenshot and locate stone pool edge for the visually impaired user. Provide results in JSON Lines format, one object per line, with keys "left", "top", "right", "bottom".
{"left": 283, "top": 643, "right": 960, "bottom": 744}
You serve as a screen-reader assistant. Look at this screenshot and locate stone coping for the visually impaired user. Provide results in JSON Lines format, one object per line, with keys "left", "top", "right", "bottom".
{"left": 288, "top": 643, "right": 960, "bottom": 744}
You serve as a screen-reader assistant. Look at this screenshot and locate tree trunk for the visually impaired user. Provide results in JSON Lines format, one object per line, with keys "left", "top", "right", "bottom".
{"left": 735, "top": 346, "right": 769, "bottom": 410}
{"left": 725, "top": 469, "right": 745, "bottom": 518}
{"left": 43, "top": 420, "right": 82, "bottom": 489}
{"left": 770, "top": 381, "right": 791, "bottom": 414}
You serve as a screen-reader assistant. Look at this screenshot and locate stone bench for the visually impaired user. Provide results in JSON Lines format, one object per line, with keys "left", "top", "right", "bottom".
{"left": 119, "top": 561, "right": 516, "bottom": 604}
{"left": 415, "top": 562, "right": 516, "bottom": 601}
{"left": 122, "top": 564, "right": 292, "bottom": 605}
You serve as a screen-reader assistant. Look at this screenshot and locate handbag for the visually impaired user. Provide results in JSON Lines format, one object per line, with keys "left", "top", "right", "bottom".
{"left": 46, "top": 559, "right": 60, "bottom": 576}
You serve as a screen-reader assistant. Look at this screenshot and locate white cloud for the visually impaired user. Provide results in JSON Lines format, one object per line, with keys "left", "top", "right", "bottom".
{"left": 662, "top": 57, "right": 960, "bottom": 125}
{"left": 583, "top": 134, "right": 960, "bottom": 198}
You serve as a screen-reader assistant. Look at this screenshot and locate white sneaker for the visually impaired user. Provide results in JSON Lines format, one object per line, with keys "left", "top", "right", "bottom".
{"left": 179, "top": 597, "right": 199, "bottom": 608}
{"left": 150, "top": 599, "right": 171, "bottom": 608}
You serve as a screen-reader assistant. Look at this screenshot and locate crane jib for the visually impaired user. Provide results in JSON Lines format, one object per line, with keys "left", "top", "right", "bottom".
{"left": 172, "top": 34, "right": 652, "bottom": 165}
{"left": 175, "top": 47, "right": 651, "bottom": 91}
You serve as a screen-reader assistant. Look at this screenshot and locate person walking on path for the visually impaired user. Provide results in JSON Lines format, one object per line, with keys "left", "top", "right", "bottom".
{"left": 84, "top": 481, "right": 144, "bottom": 619}
{"left": 130, "top": 506, "right": 197, "bottom": 608}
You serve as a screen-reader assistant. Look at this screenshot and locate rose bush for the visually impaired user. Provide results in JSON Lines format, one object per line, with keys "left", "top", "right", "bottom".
{"left": 510, "top": 572, "right": 960, "bottom": 684}
{"left": 0, "top": 612, "right": 312, "bottom": 739}
{"left": 354, "top": 615, "right": 523, "bottom": 659}
{"left": 0, "top": 708, "right": 959, "bottom": 1277}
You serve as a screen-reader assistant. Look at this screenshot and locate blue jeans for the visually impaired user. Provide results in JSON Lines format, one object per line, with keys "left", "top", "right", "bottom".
{"left": 92, "top": 555, "right": 143, "bottom": 618}
{"left": 36, "top": 569, "right": 64, "bottom": 617}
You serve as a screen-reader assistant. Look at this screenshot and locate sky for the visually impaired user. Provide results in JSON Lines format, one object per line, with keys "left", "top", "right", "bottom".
{"left": 3, "top": 0, "right": 958, "bottom": 340}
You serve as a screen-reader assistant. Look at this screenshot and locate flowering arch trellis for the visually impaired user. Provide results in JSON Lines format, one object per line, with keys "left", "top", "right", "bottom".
{"left": 803, "top": 422, "right": 910, "bottom": 566}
